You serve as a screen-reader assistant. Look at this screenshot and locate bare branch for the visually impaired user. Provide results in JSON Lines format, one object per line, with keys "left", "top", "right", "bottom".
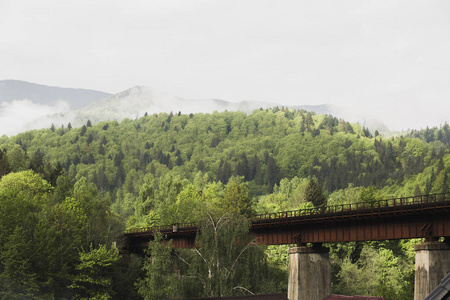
{"left": 230, "top": 239, "right": 257, "bottom": 271}
{"left": 233, "top": 286, "right": 255, "bottom": 295}
{"left": 193, "top": 247, "right": 207, "bottom": 264}
{"left": 174, "top": 251, "right": 191, "bottom": 266}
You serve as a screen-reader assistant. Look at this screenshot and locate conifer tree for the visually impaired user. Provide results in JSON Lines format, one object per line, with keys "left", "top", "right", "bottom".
{"left": 305, "top": 177, "right": 326, "bottom": 207}
{"left": 80, "top": 125, "right": 87, "bottom": 136}
{"left": 265, "top": 155, "right": 278, "bottom": 192}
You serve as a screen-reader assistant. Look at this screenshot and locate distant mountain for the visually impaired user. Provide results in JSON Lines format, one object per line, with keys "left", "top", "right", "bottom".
{"left": 34, "top": 86, "right": 334, "bottom": 129}
{"left": 0, "top": 80, "right": 111, "bottom": 109}
{"left": 1, "top": 81, "right": 382, "bottom": 137}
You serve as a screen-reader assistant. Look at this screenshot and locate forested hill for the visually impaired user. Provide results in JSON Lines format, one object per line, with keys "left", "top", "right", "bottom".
{"left": 1, "top": 107, "right": 449, "bottom": 299}
{"left": 0, "top": 108, "right": 448, "bottom": 224}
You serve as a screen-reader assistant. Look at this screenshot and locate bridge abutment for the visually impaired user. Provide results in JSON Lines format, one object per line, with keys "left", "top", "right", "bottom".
{"left": 288, "top": 245, "right": 331, "bottom": 300}
{"left": 414, "top": 241, "right": 450, "bottom": 300}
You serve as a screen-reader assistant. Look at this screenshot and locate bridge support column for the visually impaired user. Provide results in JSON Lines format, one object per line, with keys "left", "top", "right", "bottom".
{"left": 288, "top": 245, "right": 331, "bottom": 300}
{"left": 414, "top": 241, "right": 450, "bottom": 300}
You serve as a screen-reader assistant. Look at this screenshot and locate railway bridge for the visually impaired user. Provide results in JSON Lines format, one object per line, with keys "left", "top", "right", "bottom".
{"left": 123, "top": 194, "right": 450, "bottom": 300}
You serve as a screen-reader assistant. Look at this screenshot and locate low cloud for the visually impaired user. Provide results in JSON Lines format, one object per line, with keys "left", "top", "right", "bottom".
{"left": 0, "top": 99, "right": 71, "bottom": 136}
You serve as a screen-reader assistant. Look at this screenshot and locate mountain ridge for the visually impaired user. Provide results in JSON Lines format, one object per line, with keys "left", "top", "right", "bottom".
{"left": 0, "top": 79, "right": 112, "bottom": 109}
{"left": 0, "top": 80, "right": 385, "bottom": 137}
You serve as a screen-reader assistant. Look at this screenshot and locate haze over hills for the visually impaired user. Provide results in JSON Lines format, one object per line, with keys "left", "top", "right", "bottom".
{"left": 0, "top": 80, "right": 112, "bottom": 109}
{"left": 59, "top": 86, "right": 332, "bottom": 127}
{"left": 0, "top": 81, "right": 338, "bottom": 137}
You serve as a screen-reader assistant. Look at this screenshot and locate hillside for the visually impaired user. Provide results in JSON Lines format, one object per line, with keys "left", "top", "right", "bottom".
{"left": 1, "top": 108, "right": 447, "bottom": 215}
{"left": 0, "top": 108, "right": 449, "bottom": 299}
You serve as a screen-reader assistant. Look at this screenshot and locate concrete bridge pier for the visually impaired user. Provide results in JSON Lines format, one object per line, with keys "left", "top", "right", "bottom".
{"left": 414, "top": 241, "right": 450, "bottom": 300}
{"left": 288, "top": 244, "right": 331, "bottom": 300}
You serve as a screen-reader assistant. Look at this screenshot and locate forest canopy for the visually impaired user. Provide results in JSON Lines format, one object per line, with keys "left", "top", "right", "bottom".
{"left": 0, "top": 108, "right": 449, "bottom": 299}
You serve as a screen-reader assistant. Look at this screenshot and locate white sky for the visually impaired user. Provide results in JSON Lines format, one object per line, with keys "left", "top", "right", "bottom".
{"left": 1, "top": 0, "right": 450, "bottom": 131}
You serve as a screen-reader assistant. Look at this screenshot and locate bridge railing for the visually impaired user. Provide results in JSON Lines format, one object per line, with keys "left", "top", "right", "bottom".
{"left": 125, "top": 222, "right": 198, "bottom": 234}
{"left": 252, "top": 193, "right": 449, "bottom": 223}
{"left": 125, "top": 193, "right": 450, "bottom": 234}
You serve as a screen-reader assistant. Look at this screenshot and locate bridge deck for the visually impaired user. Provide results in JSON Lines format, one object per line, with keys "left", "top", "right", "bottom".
{"left": 123, "top": 194, "right": 450, "bottom": 251}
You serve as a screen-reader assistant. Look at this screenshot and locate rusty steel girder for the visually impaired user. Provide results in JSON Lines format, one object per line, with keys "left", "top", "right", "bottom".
{"left": 123, "top": 194, "right": 450, "bottom": 252}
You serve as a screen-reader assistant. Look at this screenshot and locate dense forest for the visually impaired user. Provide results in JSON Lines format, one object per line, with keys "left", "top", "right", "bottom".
{"left": 0, "top": 108, "right": 449, "bottom": 299}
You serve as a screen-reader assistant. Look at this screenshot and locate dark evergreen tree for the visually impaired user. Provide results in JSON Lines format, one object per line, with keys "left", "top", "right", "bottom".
{"left": 175, "top": 155, "right": 183, "bottom": 167}
{"left": 80, "top": 125, "right": 87, "bottom": 136}
{"left": 98, "top": 144, "right": 105, "bottom": 155}
{"left": 197, "top": 160, "right": 206, "bottom": 172}
{"left": 29, "top": 150, "right": 45, "bottom": 175}
{"left": 114, "top": 151, "right": 125, "bottom": 167}
{"left": 265, "top": 155, "right": 278, "bottom": 192}
{"left": 250, "top": 154, "right": 263, "bottom": 185}
{"left": 234, "top": 152, "right": 250, "bottom": 181}
{"left": 86, "top": 134, "right": 94, "bottom": 145}
{"left": 0, "top": 149, "right": 10, "bottom": 179}
{"left": 53, "top": 173, "right": 74, "bottom": 202}
{"left": 116, "top": 165, "right": 125, "bottom": 188}
{"left": 305, "top": 177, "right": 326, "bottom": 207}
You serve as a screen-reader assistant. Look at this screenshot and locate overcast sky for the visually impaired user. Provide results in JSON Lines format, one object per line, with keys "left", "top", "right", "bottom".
{"left": 1, "top": 0, "right": 450, "bottom": 131}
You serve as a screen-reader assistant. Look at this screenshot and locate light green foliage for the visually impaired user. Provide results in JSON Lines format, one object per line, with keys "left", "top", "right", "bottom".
{"left": 137, "top": 216, "right": 286, "bottom": 299}
{"left": 257, "top": 177, "right": 310, "bottom": 213}
{"left": 0, "top": 173, "right": 123, "bottom": 298}
{"left": 327, "top": 184, "right": 361, "bottom": 206}
{"left": 220, "top": 176, "right": 254, "bottom": 217}
{"left": 0, "top": 171, "right": 65, "bottom": 298}
{"left": 69, "top": 244, "right": 120, "bottom": 300}
{"left": 403, "top": 138, "right": 427, "bottom": 157}
{"left": 0, "top": 169, "right": 52, "bottom": 196}
{"left": 136, "top": 234, "right": 180, "bottom": 300}
{"left": 134, "top": 173, "right": 155, "bottom": 226}
{"left": 335, "top": 244, "right": 414, "bottom": 300}
{"left": 174, "top": 183, "right": 206, "bottom": 222}
{"left": 112, "top": 190, "right": 135, "bottom": 220}
{"left": 359, "top": 185, "right": 381, "bottom": 203}
{"left": 6, "top": 144, "right": 29, "bottom": 172}
{"left": 2, "top": 109, "right": 444, "bottom": 206}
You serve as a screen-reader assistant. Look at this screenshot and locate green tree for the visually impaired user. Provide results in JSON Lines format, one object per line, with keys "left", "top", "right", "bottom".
{"left": 69, "top": 244, "right": 120, "bottom": 300}
{"left": 0, "top": 171, "right": 54, "bottom": 298}
{"left": 80, "top": 125, "right": 87, "bottom": 136}
{"left": 136, "top": 234, "right": 180, "bottom": 300}
{"left": 0, "top": 149, "right": 10, "bottom": 179}
{"left": 265, "top": 155, "right": 278, "bottom": 192}
{"left": 305, "top": 177, "right": 326, "bottom": 207}
{"left": 53, "top": 172, "right": 74, "bottom": 202}
{"left": 137, "top": 215, "right": 284, "bottom": 299}
{"left": 6, "top": 144, "right": 28, "bottom": 172}
{"left": 359, "top": 186, "right": 379, "bottom": 203}
{"left": 220, "top": 176, "right": 254, "bottom": 217}
{"left": 333, "top": 243, "right": 414, "bottom": 300}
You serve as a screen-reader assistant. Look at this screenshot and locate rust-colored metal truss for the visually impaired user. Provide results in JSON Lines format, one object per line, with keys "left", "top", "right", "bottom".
{"left": 123, "top": 194, "right": 450, "bottom": 252}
